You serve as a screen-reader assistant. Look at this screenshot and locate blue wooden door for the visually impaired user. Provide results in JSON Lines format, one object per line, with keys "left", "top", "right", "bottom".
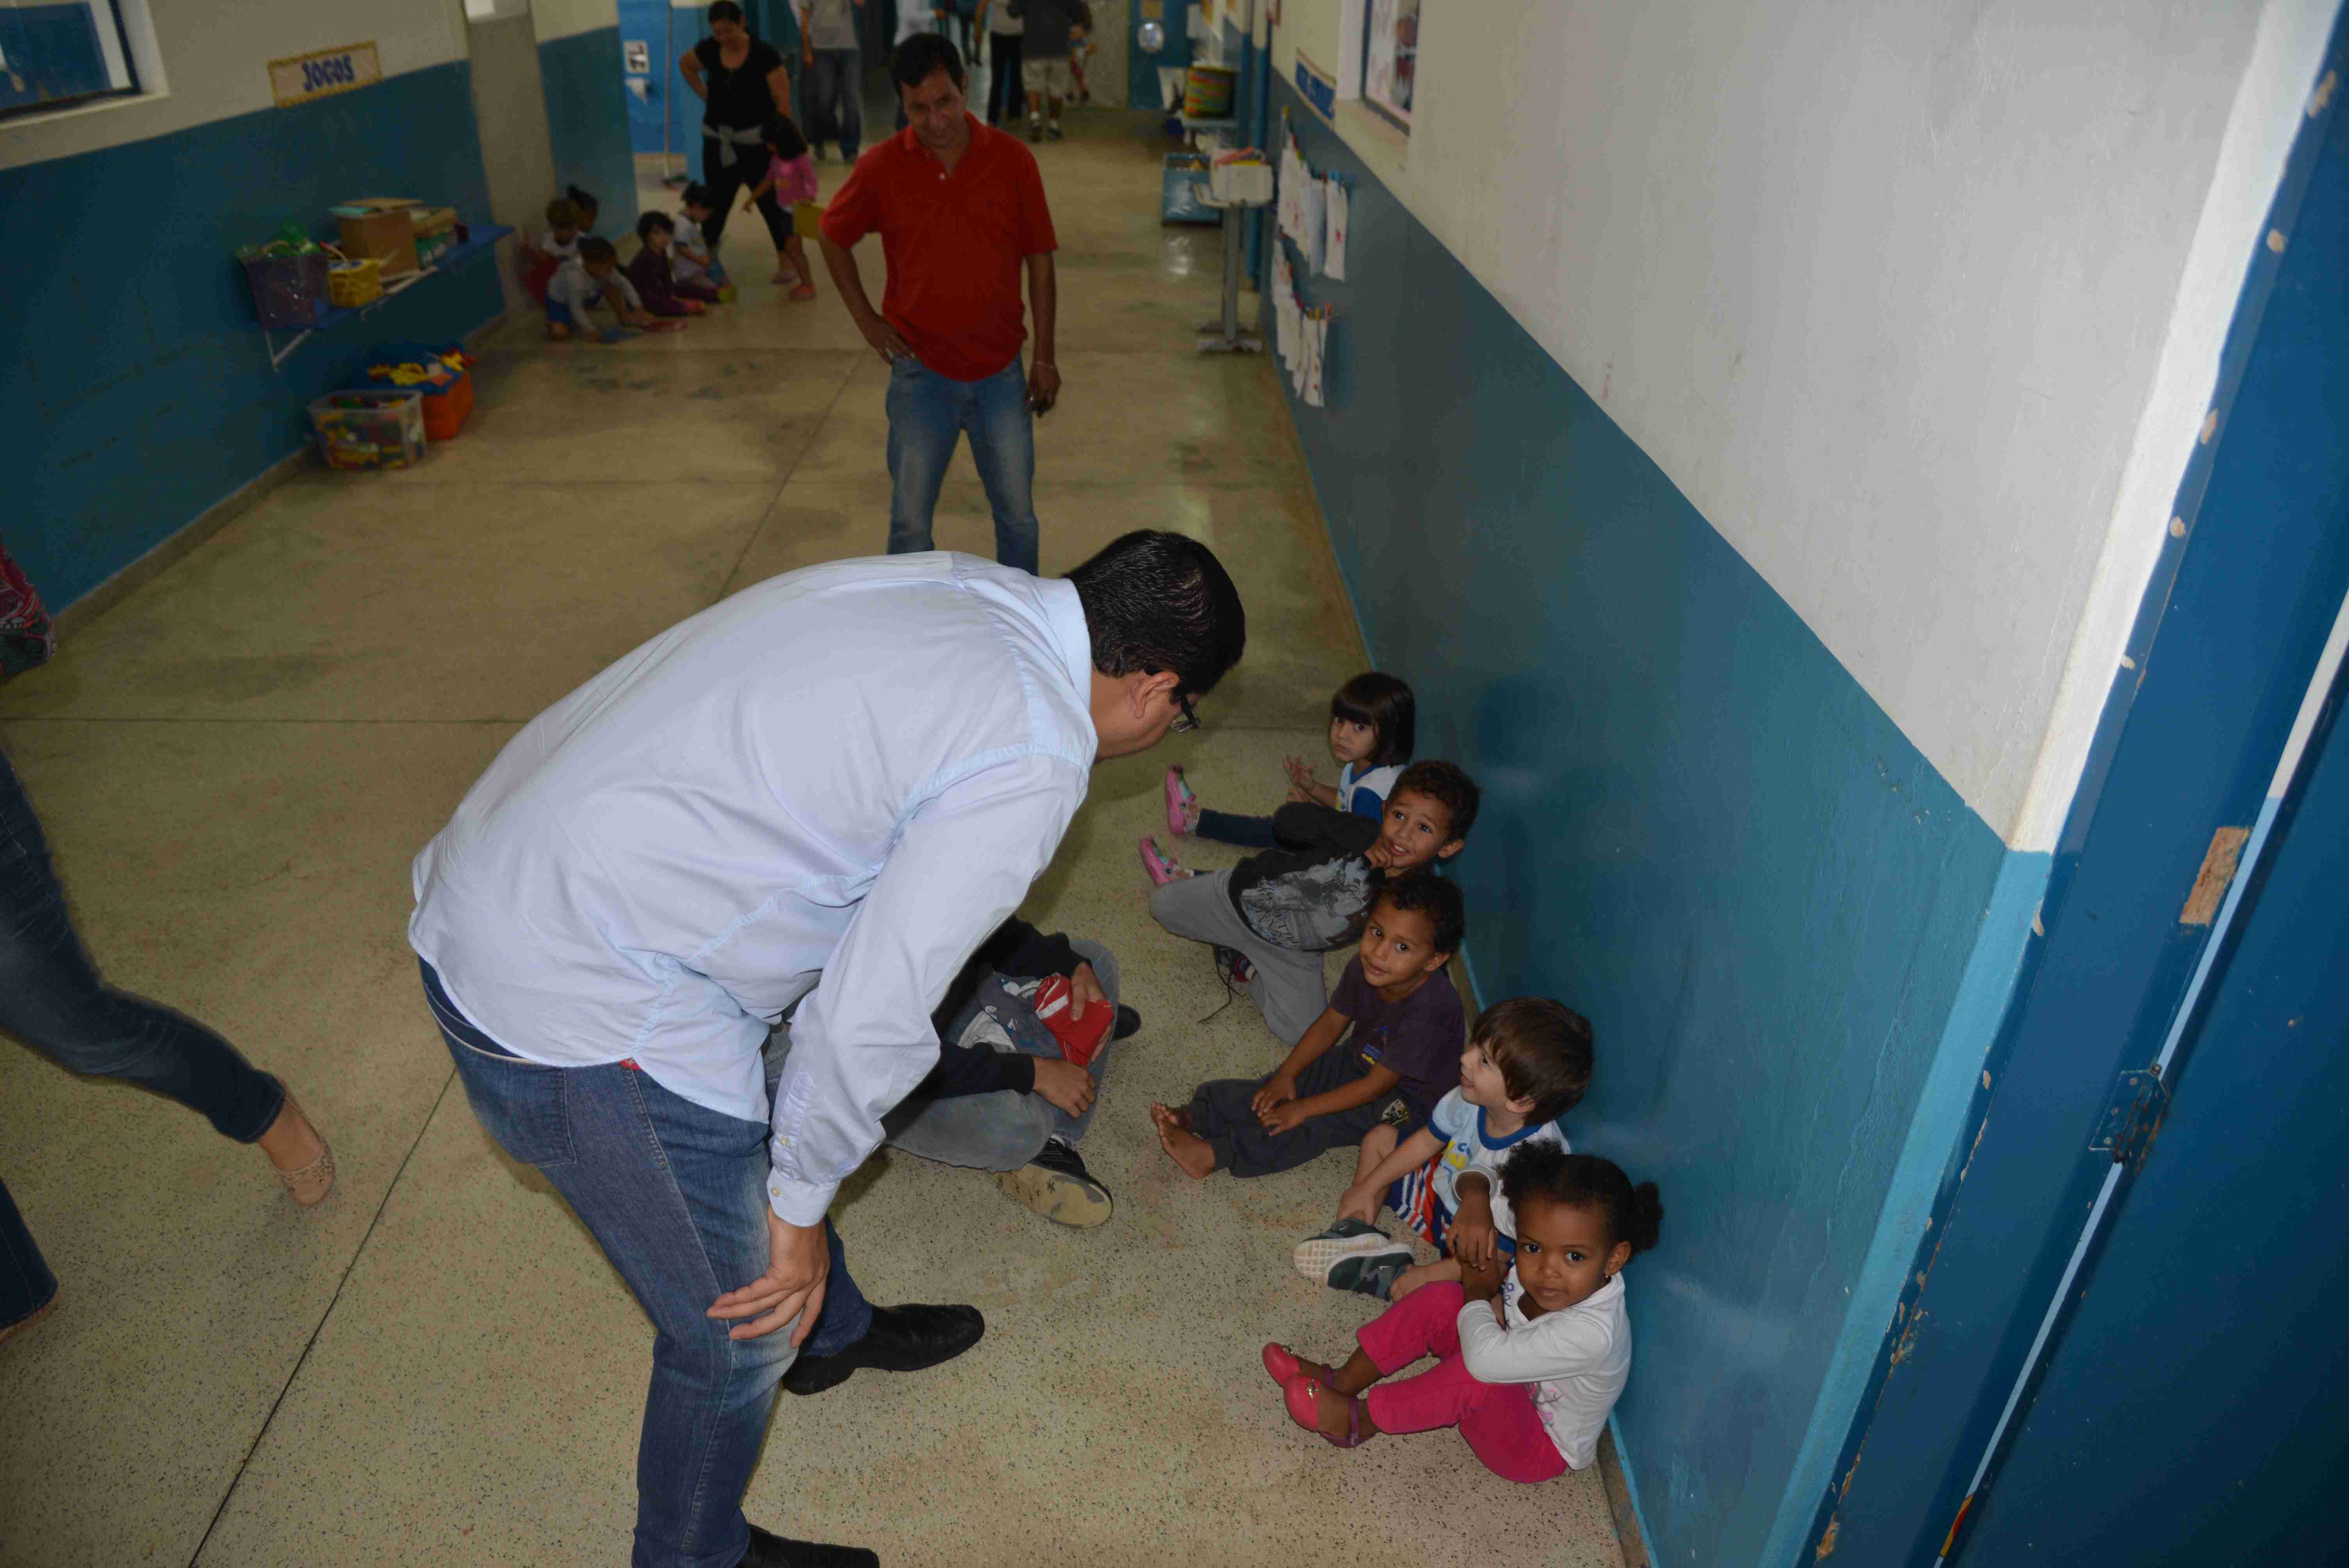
{"left": 1953, "top": 656, "right": 2349, "bottom": 1563}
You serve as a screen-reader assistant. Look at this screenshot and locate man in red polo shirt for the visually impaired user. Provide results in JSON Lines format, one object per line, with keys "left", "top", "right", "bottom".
{"left": 818, "top": 32, "right": 1059, "bottom": 574}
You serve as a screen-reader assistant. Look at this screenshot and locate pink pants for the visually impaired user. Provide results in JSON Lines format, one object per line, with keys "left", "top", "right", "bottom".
{"left": 1359, "top": 1283, "right": 1568, "bottom": 1485}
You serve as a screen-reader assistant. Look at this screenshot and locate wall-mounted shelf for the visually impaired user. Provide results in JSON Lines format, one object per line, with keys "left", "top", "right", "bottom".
{"left": 256, "top": 225, "right": 513, "bottom": 371}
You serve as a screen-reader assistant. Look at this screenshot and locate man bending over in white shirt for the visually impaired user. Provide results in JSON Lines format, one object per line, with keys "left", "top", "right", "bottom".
{"left": 410, "top": 532, "right": 1244, "bottom": 1568}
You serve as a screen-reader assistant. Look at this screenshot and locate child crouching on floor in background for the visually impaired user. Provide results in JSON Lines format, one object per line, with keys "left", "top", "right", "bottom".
{"left": 1168, "top": 672, "right": 1415, "bottom": 846}
{"left": 1151, "top": 872, "right": 1464, "bottom": 1180}
{"left": 745, "top": 115, "right": 820, "bottom": 298}
{"left": 1264, "top": 1144, "right": 1663, "bottom": 1483}
{"left": 519, "top": 196, "right": 584, "bottom": 302}
{"left": 671, "top": 185, "right": 733, "bottom": 299}
{"left": 1142, "top": 759, "right": 1479, "bottom": 1049}
{"left": 1296, "top": 997, "right": 1593, "bottom": 1301}
{"left": 625, "top": 213, "right": 722, "bottom": 318}
{"left": 545, "top": 237, "right": 679, "bottom": 341}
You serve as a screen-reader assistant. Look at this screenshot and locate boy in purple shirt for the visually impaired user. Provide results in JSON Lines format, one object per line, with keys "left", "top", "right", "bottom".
{"left": 1153, "top": 872, "right": 1465, "bottom": 1179}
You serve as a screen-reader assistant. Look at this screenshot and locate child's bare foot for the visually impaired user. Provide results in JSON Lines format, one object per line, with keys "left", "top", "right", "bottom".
{"left": 1150, "top": 1103, "right": 1192, "bottom": 1135}
{"left": 1152, "top": 1109, "right": 1216, "bottom": 1178}
{"left": 1388, "top": 1261, "right": 1452, "bottom": 1301}
{"left": 545, "top": 322, "right": 571, "bottom": 340}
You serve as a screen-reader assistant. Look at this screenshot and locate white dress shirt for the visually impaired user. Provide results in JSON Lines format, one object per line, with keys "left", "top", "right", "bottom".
{"left": 1456, "top": 1272, "right": 1633, "bottom": 1470}
{"left": 410, "top": 553, "right": 1097, "bottom": 1224}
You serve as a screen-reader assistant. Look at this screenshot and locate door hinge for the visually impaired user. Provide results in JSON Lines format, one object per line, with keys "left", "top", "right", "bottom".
{"left": 2089, "top": 1066, "right": 2169, "bottom": 1168}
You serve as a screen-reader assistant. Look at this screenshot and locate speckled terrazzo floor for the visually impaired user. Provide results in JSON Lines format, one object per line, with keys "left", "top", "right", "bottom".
{"left": 0, "top": 112, "right": 1628, "bottom": 1568}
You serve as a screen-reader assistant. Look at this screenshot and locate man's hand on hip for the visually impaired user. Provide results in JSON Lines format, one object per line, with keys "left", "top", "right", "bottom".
{"left": 1027, "top": 359, "right": 1060, "bottom": 414}
{"left": 707, "top": 1210, "right": 831, "bottom": 1343}
{"left": 857, "top": 314, "right": 916, "bottom": 364}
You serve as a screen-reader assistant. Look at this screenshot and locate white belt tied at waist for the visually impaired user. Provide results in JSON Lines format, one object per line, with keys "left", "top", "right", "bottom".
{"left": 704, "top": 122, "right": 765, "bottom": 167}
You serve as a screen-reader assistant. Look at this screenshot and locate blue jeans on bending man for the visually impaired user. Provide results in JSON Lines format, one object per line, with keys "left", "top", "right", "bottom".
{"left": 425, "top": 960, "right": 967, "bottom": 1568}
{"left": 884, "top": 355, "right": 1041, "bottom": 574}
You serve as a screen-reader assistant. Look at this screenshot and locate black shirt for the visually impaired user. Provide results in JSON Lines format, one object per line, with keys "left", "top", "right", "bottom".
{"left": 694, "top": 36, "right": 786, "bottom": 130}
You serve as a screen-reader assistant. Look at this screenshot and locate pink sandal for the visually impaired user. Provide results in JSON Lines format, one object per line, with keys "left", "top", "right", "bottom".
{"left": 1139, "top": 835, "right": 1185, "bottom": 887}
{"left": 1262, "top": 1342, "right": 1301, "bottom": 1387}
{"left": 1165, "top": 767, "right": 1198, "bottom": 835}
{"left": 1283, "top": 1375, "right": 1371, "bottom": 1448}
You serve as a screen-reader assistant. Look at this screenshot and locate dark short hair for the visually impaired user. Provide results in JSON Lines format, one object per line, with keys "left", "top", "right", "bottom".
{"left": 681, "top": 184, "right": 714, "bottom": 209}
{"left": 1390, "top": 759, "right": 1480, "bottom": 843}
{"left": 1331, "top": 672, "right": 1415, "bottom": 768}
{"left": 1373, "top": 870, "right": 1464, "bottom": 957}
{"left": 1473, "top": 998, "right": 1593, "bottom": 1122}
{"left": 891, "top": 31, "right": 965, "bottom": 92}
{"left": 706, "top": 1, "right": 744, "bottom": 23}
{"left": 1066, "top": 531, "right": 1245, "bottom": 698}
{"left": 565, "top": 184, "right": 600, "bottom": 215}
{"left": 545, "top": 197, "right": 581, "bottom": 229}
{"left": 578, "top": 236, "right": 619, "bottom": 264}
{"left": 636, "top": 211, "right": 674, "bottom": 240}
{"left": 1502, "top": 1146, "right": 1665, "bottom": 1256}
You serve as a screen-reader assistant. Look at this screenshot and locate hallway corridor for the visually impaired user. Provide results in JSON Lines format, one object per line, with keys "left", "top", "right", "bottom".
{"left": 0, "top": 119, "right": 1629, "bottom": 1567}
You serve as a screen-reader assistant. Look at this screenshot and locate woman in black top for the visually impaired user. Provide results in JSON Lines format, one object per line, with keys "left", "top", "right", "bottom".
{"left": 679, "top": 0, "right": 797, "bottom": 255}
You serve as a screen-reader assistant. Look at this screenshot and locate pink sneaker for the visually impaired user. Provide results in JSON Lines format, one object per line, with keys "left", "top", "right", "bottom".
{"left": 1139, "top": 835, "right": 1185, "bottom": 886}
{"left": 1165, "top": 766, "right": 1198, "bottom": 835}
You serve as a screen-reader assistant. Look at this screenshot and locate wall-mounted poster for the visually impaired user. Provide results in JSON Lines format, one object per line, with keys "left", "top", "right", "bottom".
{"left": 1364, "top": 0, "right": 1418, "bottom": 125}
{"left": 624, "top": 39, "right": 651, "bottom": 73}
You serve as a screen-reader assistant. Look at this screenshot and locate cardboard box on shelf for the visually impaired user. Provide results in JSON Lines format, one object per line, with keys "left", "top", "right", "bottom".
{"left": 410, "top": 207, "right": 458, "bottom": 237}
{"left": 336, "top": 207, "right": 417, "bottom": 276}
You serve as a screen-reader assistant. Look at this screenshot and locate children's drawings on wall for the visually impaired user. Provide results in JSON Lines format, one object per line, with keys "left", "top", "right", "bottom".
{"left": 1274, "top": 118, "right": 1344, "bottom": 409}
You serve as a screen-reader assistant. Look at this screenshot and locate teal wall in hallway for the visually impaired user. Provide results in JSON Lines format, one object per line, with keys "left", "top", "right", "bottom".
{"left": 1265, "top": 80, "right": 2038, "bottom": 1567}
{"left": 540, "top": 26, "right": 642, "bottom": 237}
{"left": 0, "top": 64, "right": 506, "bottom": 613}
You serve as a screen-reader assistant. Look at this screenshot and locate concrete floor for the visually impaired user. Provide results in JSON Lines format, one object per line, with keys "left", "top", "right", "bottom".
{"left": 0, "top": 116, "right": 1629, "bottom": 1568}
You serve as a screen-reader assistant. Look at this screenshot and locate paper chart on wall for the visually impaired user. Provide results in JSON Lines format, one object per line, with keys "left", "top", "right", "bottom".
{"left": 1303, "top": 313, "right": 1327, "bottom": 408}
{"left": 1322, "top": 178, "right": 1348, "bottom": 280}
{"left": 1298, "top": 177, "right": 1326, "bottom": 275}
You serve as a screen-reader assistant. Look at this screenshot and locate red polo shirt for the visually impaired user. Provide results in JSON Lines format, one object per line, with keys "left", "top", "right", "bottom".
{"left": 820, "top": 115, "right": 1058, "bottom": 382}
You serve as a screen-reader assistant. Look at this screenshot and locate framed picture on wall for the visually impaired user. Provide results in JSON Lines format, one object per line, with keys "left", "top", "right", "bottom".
{"left": 1363, "top": 0, "right": 1418, "bottom": 127}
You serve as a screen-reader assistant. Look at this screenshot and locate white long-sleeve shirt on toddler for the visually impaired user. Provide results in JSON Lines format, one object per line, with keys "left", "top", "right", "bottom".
{"left": 1456, "top": 1271, "right": 1632, "bottom": 1470}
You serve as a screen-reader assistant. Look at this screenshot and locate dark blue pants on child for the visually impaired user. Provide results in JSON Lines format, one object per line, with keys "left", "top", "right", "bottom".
{"left": 1194, "top": 808, "right": 1278, "bottom": 848}
{"left": 1185, "top": 1045, "right": 1420, "bottom": 1177}
{"left": 0, "top": 748, "right": 287, "bottom": 1331}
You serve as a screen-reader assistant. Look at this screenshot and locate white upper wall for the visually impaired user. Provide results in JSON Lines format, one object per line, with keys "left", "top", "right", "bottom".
{"left": 535, "top": 0, "right": 622, "bottom": 44}
{"left": 1272, "top": 0, "right": 2335, "bottom": 848}
{"left": 0, "top": 0, "right": 469, "bottom": 171}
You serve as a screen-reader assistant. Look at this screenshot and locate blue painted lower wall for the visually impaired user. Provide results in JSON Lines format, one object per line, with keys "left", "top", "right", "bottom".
{"left": 1266, "top": 79, "right": 2040, "bottom": 1567}
{"left": 0, "top": 64, "right": 506, "bottom": 611}
{"left": 540, "top": 27, "right": 642, "bottom": 235}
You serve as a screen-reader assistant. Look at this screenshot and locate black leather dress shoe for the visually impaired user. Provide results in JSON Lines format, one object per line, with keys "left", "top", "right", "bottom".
{"left": 781, "top": 1302, "right": 986, "bottom": 1396}
{"left": 740, "top": 1522, "right": 879, "bottom": 1567}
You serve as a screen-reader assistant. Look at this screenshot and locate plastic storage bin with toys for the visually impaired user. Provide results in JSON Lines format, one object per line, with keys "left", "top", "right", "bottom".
{"left": 353, "top": 342, "right": 476, "bottom": 441}
{"left": 309, "top": 390, "right": 426, "bottom": 470}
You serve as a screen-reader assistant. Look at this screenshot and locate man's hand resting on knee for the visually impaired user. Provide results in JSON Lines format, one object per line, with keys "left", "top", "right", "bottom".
{"left": 708, "top": 1212, "right": 830, "bottom": 1343}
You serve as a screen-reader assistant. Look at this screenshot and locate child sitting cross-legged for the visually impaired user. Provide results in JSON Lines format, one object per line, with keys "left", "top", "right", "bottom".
{"left": 624, "top": 212, "right": 721, "bottom": 318}
{"left": 1295, "top": 996, "right": 1594, "bottom": 1301}
{"left": 1150, "top": 871, "right": 1465, "bottom": 1180}
{"left": 1142, "top": 759, "right": 1479, "bottom": 1049}
{"left": 1263, "top": 1144, "right": 1664, "bottom": 1483}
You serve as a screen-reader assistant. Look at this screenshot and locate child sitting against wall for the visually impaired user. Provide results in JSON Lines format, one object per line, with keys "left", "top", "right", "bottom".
{"left": 672, "top": 185, "right": 733, "bottom": 299}
{"left": 565, "top": 183, "right": 602, "bottom": 235}
{"left": 1264, "top": 1143, "right": 1661, "bottom": 1484}
{"left": 1168, "top": 672, "right": 1415, "bottom": 846}
{"left": 519, "top": 196, "right": 585, "bottom": 301}
{"left": 1142, "top": 759, "right": 1479, "bottom": 1048}
{"left": 545, "top": 237, "right": 678, "bottom": 341}
{"left": 744, "top": 115, "right": 820, "bottom": 298}
{"left": 1150, "top": 872, "right": 1464, "bottom": 1180}
{"left": 625, "top": 213, "right": 722, "bottom": 318}
{"left": 1296, "top": 997, "right": 1593, "bottom": 1301}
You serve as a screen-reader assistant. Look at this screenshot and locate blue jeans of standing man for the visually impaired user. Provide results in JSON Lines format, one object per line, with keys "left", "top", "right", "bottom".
{"left": 424, "top": 960, "right": 872, "bottom": 1568}
{"left": 0, "top": 748, "right": 287, "bottom": 1329}
{"left": 807, "top": 47, "right": 861, "bottom": 159}
{"left": 884, "top": 355, "right": 1041, "bottom": 574}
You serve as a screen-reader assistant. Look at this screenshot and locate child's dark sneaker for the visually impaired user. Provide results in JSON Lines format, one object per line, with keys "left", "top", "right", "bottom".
{"left": 1292, "top": 1218, "right": 1397, "bottom": 1282}
{"left": 1213, "top": 944, "right": 1253, "bottom": 987}
{"left": 1324, "top": 1245, "right": 1415, "bottom": 1301}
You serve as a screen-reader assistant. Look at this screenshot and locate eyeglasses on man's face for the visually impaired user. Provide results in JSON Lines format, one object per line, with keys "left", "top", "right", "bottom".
{"left": 1170, "top": 691, "right": 1199, "bottom": 733}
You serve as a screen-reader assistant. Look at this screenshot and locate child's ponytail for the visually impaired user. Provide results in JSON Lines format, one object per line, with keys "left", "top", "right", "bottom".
{"left": 1500, "top": 1145, "right": 1665, "bottom": 1256}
